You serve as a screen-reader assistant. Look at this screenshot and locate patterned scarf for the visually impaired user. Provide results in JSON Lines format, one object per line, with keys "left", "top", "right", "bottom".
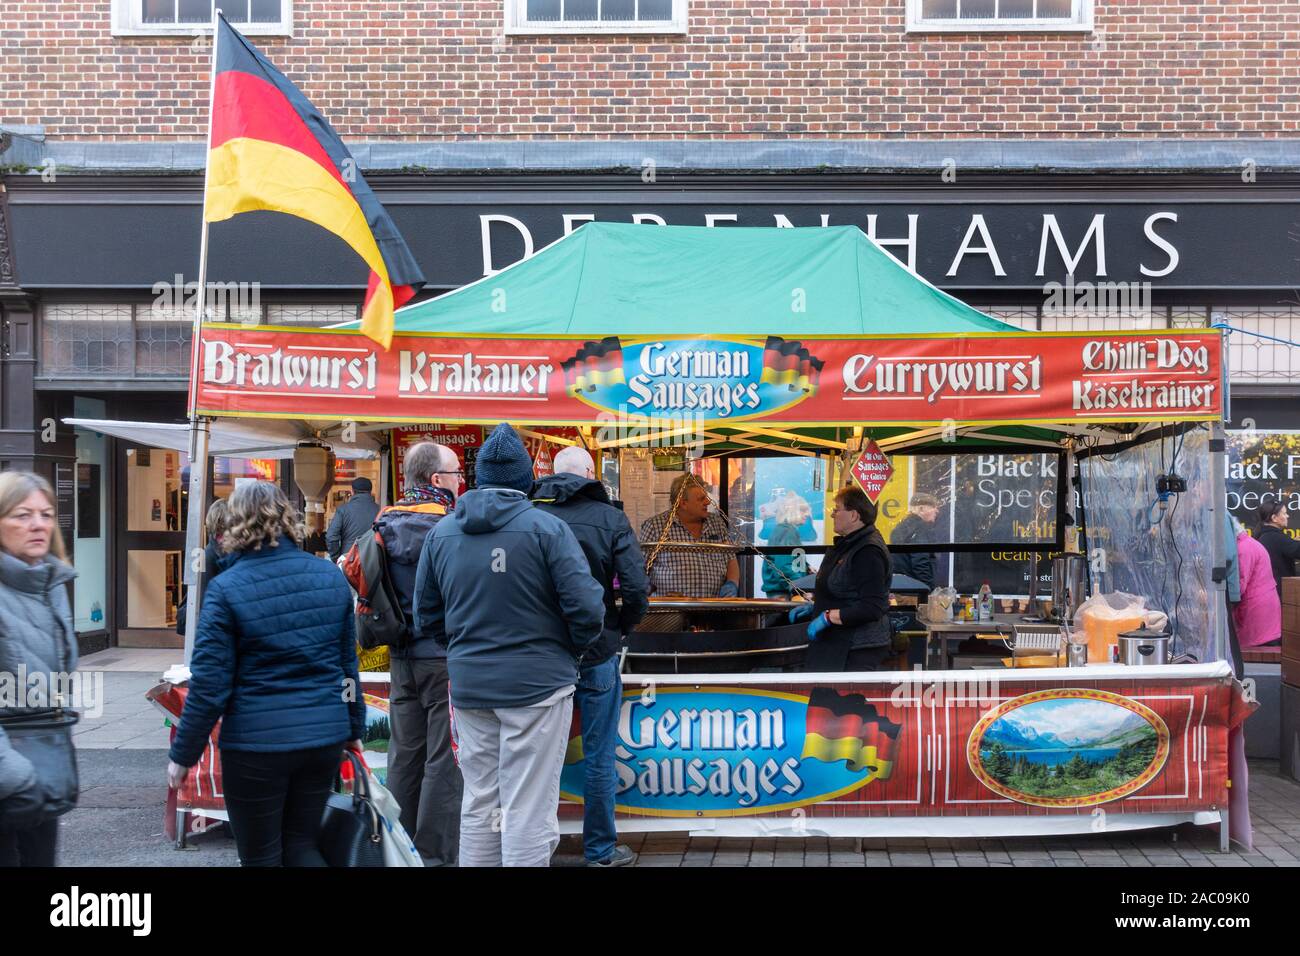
{"left": 397, "top": 483, "right": 455, "bottom": 508}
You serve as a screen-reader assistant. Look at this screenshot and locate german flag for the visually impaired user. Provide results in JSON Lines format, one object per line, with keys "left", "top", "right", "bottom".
{"left": 562, "top": 337, "right": 625, "bottom": 394}
{"left": 760, "top": 336, "right": 824, "bottom": 393}
{"left": 205, "top": 14, "right": 424, "bottom": 349}
{"left": 801, "top": 687, "right": 902, "bottom": 781}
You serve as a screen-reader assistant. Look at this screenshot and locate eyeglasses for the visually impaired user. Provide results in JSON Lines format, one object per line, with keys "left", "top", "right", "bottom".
{"left": 435, "top": 470, "right": 465, "bottom": 478}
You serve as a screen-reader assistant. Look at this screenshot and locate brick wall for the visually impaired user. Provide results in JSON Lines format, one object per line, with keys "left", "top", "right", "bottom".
{"left": 3, "top": 1, "right": 1299, "bottom": 140}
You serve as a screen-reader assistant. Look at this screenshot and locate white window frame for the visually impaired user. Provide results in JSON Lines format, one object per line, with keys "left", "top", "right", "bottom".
{"left": 503, "top": 0, "right": 687, "bottom": 36}
{"left": 906, "top": 0, "right": 1092, "bottom": 33}
{"left": 111, "top": 0, "right": 294, "bottom": 37}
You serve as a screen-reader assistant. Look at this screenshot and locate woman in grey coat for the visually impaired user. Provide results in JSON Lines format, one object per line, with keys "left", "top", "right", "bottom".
{"left": 0, "top": 471, "right": 78, "bottom": 867}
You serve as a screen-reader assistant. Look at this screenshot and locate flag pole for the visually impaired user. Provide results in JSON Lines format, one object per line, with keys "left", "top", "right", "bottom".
{"left": 181, "top": 5, "right": 222, "bottom": 666}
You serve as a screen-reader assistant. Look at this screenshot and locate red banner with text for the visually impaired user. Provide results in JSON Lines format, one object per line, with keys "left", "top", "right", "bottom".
{"left": 193, "top": 324, "right": 1223, "bottom": 427}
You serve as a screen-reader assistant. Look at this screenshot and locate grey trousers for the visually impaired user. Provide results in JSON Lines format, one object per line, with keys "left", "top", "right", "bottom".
{"left": 387, "top": 656, "right": 463, "bottom": 867}
{"left": 452, "top": 690, "right": 574, "bottom": 868}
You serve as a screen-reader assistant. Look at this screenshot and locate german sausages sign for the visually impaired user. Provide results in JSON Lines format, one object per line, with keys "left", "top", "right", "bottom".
{"left": 194, "top": 324, "right": 1222, "bottom": 427}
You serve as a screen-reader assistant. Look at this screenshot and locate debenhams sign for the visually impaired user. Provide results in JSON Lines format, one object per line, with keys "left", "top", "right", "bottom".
{"left": 411, "top": 197, "right": 1293, "bottom": 289}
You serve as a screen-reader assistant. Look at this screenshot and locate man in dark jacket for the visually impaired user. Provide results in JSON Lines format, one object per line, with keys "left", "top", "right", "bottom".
{"left": 413, "top": 423, "right": 605, "bottom": 867}
{"left": 532, "top": 446, "right": 648, "bottom": 868}
{"left": 1257, "top": 501, "right": 1300, "bottom": 599}
{"left": 380, "top": 442, "right": 462, "bottom": 866}
{"left": 889, "top": 492, "right": 940, "bottom": 589}
{"left": 326, "top": 477, "right": 380, "bottom": 562}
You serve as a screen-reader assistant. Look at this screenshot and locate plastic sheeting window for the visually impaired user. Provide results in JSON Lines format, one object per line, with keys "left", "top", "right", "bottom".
{"left": 1080, "top": 427, "right": 1213, "bottom": 662}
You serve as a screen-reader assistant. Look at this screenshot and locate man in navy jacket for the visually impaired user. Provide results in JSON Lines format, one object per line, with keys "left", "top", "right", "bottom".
{"left": 532, "top": 447, "right": 648, "bottom": 867}
{"left": 413, "top": 423, "right": 604, "bottom": 867}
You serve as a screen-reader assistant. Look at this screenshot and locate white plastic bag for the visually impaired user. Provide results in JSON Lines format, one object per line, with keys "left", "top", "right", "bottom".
{"left": 365, "top": 769, "right": 425, "bottom": 868}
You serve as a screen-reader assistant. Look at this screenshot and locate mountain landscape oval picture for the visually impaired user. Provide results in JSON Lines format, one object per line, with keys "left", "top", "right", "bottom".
{"left": 967, "top": 689, "right": 1171, "bottom": 808}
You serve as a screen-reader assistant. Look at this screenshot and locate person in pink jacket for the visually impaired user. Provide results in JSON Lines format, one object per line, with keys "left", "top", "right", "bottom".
{"left": 1234, "top": 522, "right": 1282, "bottom": 648}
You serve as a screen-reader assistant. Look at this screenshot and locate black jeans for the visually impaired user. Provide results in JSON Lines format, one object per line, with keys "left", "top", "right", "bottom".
{"left": 0, "top": 817, "right": 58, "bottom": 867}
{"left": 387, "top": 656, "right": 462, "bottom": 866}
{"left": 220, "top": 742, "right": 342, "bottom": 867}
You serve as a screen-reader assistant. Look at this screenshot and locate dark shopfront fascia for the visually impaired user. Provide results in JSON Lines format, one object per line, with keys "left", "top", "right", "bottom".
{"left": 4, "top": 169, "right": 1300, "bottom": 649}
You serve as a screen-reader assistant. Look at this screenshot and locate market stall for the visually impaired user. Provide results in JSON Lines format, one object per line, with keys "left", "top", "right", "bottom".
{"left": 180, "top": 222, "right": 1251, "bottom": 845}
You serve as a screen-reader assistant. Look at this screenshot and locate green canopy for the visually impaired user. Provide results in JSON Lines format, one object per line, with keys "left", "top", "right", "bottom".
{"left": 371, "top": 222, "right": 1017, "bottom": 336}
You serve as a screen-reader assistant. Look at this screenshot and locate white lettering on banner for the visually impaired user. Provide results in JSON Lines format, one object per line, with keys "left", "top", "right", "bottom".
{"left": 398, "top": 351, "right": 554, "bottom": 397}
{"left": 613, "top": 700, "right": 801, "bottom": 807}
{"left": 625, "top": 342, "right": 760, "bottom": 417}
{"left": 1071, "top": 379, "right": 1217, "bottom": 412}
{"left": 842, "top": 354, "right": 1043, "bottom": 402}
{"left": 1080, "top": 338, "right": 1211, "bottom": 374}
{"left": 203, "top": 340, "right": 377, "bottom": 392}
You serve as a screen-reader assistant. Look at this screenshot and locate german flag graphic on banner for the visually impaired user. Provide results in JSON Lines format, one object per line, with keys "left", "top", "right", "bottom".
{"left": 802, "top": 687, "right": 903, "bottom": 781}
{"left": 760, "top": 336, "right": 825, "bottom": 393}
{"left": 205, "top": 14, "right": 424, "bottom": 349}
{"left": 562, "top": 337, "right": 625, "bottom": 394}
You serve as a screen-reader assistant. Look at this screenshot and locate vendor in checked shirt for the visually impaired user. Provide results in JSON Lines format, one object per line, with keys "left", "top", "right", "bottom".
{"left": 640, "top": 474, "right": 741, "bottom": 598}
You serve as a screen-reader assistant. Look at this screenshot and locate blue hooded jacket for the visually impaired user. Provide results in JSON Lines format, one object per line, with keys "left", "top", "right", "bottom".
{"left": 169, "top": 536, "right": 365, "bottom": 768}
{"left": 412, "top": 487, "right": 606, "bottom": 710}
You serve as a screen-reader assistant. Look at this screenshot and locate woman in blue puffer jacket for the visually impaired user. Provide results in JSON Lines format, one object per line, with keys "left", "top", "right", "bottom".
{"left": 167, "top": 480, "right": 365, "bottom": 867}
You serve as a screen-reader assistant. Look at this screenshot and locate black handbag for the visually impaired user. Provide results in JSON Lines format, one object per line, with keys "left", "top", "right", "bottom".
{"left": 0, "top": 709, "right": 80, "bottom": 819}
{"left": 317, "top": 750, "right": 384, "bottom": 868}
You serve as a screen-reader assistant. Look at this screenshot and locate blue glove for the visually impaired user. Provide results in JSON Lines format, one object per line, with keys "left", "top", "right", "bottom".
{"left": 717, "top": 580, "right": 739, "bottom": 598}
{"left": 806, "top": 612, "right": 832, "bottom": 641}
{"left": 788, "top": 604, "right": 817, "bottom": 623}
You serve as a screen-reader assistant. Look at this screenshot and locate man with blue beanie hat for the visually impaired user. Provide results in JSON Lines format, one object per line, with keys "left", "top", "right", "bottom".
{"left": 412, "top": 422, "right": 605, "bottom": 867}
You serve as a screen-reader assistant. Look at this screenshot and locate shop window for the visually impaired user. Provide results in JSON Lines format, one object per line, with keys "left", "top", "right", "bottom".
{"left": 112, "top": 0, "right": 292, "bottom": 36}
{"left": 266, "top": 304, "right": 361, "bottom": 327}
{"left": 135, "top": 307, "right": 194, "bottom": 376}
{"left": 983, "top": 305, "right": 1040, "bottom": 331}
{"left": 126, "top": 448, "right": 189, "bottom": 533}
{"left": 41, "top": 305, "right": 135, "bottom": 377}
{"left": 504, "top": 0, "right": 686, "bottom": 35}
{"left": 73, "top": 405, "right": 110, "bottom": 634}
{"left": 907, "top": 0, "right": 1091, "bottom": 32}
{"left": 1214, "top": 306, "right": 1300, "bottom": 385}
{"left": 39, "top": 302, "right": 361, "bottom": 380}
{"left": 1039, "top": 307, "right": 1165, "bottom": 333}
{"left": 126, "top": 550, "right": 183, "bottom": 628}
{"left": 214, "top": 457, "right": 281, "bottom": 500}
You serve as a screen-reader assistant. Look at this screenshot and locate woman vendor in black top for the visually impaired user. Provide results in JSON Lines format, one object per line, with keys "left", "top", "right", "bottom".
{"left": 792, "top": 485, "right": 893, "bottom": 672}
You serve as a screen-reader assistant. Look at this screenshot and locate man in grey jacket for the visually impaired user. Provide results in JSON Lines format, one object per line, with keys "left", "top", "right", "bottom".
{"left": 326, "top": 477, "right": 381, "bottom": 562}
{"left": 413, "top": 423, "right": 605, "bottom": 867}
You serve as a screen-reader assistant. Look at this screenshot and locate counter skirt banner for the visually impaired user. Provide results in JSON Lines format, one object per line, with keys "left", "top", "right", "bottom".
{"left": 193, "top": 324, "right": 1223, "bottom": 427}
{"left": 555, "top": 675, "right": 1250, "bottom": 823}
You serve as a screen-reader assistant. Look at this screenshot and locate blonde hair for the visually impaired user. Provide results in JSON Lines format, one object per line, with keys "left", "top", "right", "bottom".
{"left": 221, "top": 480, "right": 304, "bottom": 553}
{"left": 206, "top": 497, "right": 230, "bottom": 540}
{"left": 0, "top": 471, "right": 67, "bottom": 563}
